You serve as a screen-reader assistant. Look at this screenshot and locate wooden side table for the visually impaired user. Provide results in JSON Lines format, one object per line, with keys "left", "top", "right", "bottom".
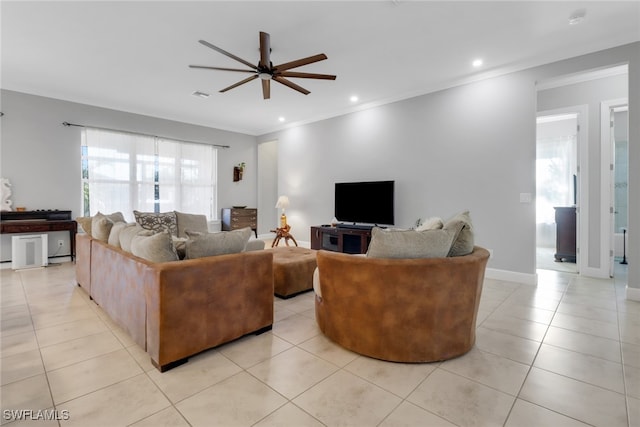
{"left": 270, "top": 224, "right": 298, "bottom": 247}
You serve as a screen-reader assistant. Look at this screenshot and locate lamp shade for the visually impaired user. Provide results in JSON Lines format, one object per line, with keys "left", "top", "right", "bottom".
{"left": 275, "top": 196, "right": 290, "bottom": 209}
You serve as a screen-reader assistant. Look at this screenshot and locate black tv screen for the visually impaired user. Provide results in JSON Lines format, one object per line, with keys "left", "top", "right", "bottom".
{"left": 335, "top": 181, "right": 394, "bottom": 225}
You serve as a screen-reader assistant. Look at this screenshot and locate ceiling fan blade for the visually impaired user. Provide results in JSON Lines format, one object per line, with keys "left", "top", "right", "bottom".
{"left": 198, "top": 39, "right": 257, "bottom": 70}
{"left": 279, "top": 71, "right": 336, "bottom": 80}
{"left": 262, "top": 79, "right": 271, "bottom": 100}
{"left": 189, "top": 65, "right": 255, "bottom": 73}
{"left": 259, "top": 32, "right": 270, "bottom": 69}
{"left": 273, "top": 76, "right": 310, "bottom": 95}
{"left": 273, "top": 54, "right": 328, "bottom": 72}
{"left": 219, "top": 75, "right": 258, "bottom": 93}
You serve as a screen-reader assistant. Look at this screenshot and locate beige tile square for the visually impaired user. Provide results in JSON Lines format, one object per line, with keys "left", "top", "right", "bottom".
{"left": 253, "top": 402, "right": 324, "bottom": 427}
{"left": 543, "top": 326, "right": 622, "bottom": 363}
{"left": 0, "top": 349, "right": 44, "bottom": 386}
{"left": 629, "top": 396, "right": 640, "bottom": 427}
{"left": 31, "top": 304, "right": 98, "bottom": 330}
{"left": 40, "top": 330, "right": 123, "bottom": 371}
{"left": 0, "top": 310, "right": 33, "bottom": 337}
{"left": 35, "top": 317, "right": 108, "bottom": 348}
{"left": 298, "top": 334, "right": 359, "bottom": 367}
{"left": 0, "top": 374, "right": 53, "bottom": 425}
{"left": 379, "top": 401, "right": 457, "bottom": 427}
{"left": 219, "top": 331, "right": 293, "bottom": 369}
{"left": 519, "top": 367, "right": 627, "bottom": 426}
{"left": 556, "top": 301, "right": 618, "bottom": 324}
{"left": 478, "top": 312, "right": 548, "bottom": 342}
{"left": 1, "top": 330, "right": 38, "bottom": 357}
{"left": 494, "top": 302, "right": 555, "bottom": 324}
{"left": 147, "top": 350, "right": 242, "bottom": 403}
{"left": 294, "top": 370, "right": 402, "bottom": 427}
{"left": 551, "top": 312, "right": 620, "bottom": 340}
{"left": 272, "top": 313, "right": 320, "bottom": 345}
{"left": 622, "top": 342, "right": 640, "bottom": 369}
{"left": 125, "top": 343, "right": 157, "bottom": 372}
{"left": 176, "top": 372, "right": 287, "bottom": 427}
{"left": 407, "top": 368, "right": 515, "bottom": 427}
{"left": 48, "top": 348, "right": 142, "bottom": 404}
{"left": 59, "top": 374, "right": 170, "bottom": 426}
{"left": 624, "top": 364, "right": 640, "bottom": 399}
{"left": 248, "top": 347, "right": 337, "bottom": 399}
{"left": 129, "top": 407, "right": 190, "bottom": 427}
{"left": 475, "top": 327, "right": 541, "bottom": 365}
{"left": 345, "top": 355, "right": 437, "bottom": 398}
{"left": 440, "top": 347, "right": 530, "bottom": 395}
{"left": 534, "top": 344, "right": 625, "bottom": 393}
{"left": 505, "top": 399, "right": 592, "bottom": 426}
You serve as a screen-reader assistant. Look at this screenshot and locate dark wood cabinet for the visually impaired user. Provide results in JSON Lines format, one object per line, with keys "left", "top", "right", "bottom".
{"left": 554, "top": 206, "right": 576, "bottom": 263}
{"left": 310, "top": 225, "right": 372, "bottom": 254}
{"left": 221, "top": 208, "right": 257, "bottom": 237}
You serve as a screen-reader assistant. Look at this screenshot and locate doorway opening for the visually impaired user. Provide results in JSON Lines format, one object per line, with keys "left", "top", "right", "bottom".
{"left": 536, "top": 113, "right": 579, "bottom": 273}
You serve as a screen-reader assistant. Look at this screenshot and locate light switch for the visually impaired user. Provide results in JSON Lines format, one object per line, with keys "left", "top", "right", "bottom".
{"left": 520, "top": 193, "right": 532, "bottom": 203}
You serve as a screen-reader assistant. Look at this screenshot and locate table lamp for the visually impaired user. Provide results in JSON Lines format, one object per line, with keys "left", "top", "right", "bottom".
{"left": 275, "top": 196, "right": 290, "bottom": 228}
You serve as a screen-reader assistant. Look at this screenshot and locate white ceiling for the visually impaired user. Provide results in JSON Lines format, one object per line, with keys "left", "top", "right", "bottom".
{"left": 2, "top": 1, "right": 639, "bottom": 136}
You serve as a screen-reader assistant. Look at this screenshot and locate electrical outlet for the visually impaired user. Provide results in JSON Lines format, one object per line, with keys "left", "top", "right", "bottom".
{"left": 57, "top": 240, "right": 64, "bottom": 247}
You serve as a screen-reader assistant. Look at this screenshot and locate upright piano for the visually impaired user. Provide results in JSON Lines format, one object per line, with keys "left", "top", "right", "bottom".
{"left": 0, "top": 210, "right": 77, "bottom": 260}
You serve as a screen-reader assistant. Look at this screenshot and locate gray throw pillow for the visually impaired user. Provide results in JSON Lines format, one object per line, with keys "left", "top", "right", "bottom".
{"left": 107, "top": 222, "right": 129, "bottom": 248}
{"left": 130, "top": 231, "right": 179, "bottom": 263}
{"left": 174, "top": 211, "right": 208, "bottom": 237}
{"left": 133, "top": 210, "right": 178, "bottom": 236}
{"left": 443, "top": 210, "right": 475, "bottom": 257}
{"left": 185, "top": 227, "right": 252, "bottom": 259}
{"left": 366, "top": 227, "right": 457, "bottom": 259}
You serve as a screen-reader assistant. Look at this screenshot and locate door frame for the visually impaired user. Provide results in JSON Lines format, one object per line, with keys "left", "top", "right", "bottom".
{"left": 536, "top": 105, "right": 588, "bottom": 275}
{"left": 600, "top": 98, "right": 628, "bottom": 278}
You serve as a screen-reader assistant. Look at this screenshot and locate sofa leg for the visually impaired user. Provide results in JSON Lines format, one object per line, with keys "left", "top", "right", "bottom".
{"left": 255, "top": 325, "right": 272, "bottom": 335}
{"left": 152, "top": 357, "right": 188, "bottom": 372}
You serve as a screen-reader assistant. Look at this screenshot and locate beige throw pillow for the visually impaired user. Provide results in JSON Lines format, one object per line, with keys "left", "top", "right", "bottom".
{"left": 107, "top": 222, "right": 129, "bottom": 248}
{"left": 185, "top": 227, "right": 252, "bottom": 259}
{"left": 119, "top": 224, "right": 144, "bottom": 253}
{"left": 443, "top": 210, "right": 475, "bottom": 257}
{"left": 131, "top": 231, "right": 179, "bottom": 263}
{"left": 76, "top": 211, "right": 124, "bottom": 237}
{"left": 92, "top": 213, "right": 114, "bottom": 242}
{"left": 174, "top": 211, "right": 208, "bottom": 238}
{"left": 366, "top": 227, "right": 457, "bottom": 259}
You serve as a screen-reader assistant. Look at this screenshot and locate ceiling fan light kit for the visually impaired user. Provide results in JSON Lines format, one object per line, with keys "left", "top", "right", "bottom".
{"left": 189, "top": 31, "right": 336, "bottom": 99}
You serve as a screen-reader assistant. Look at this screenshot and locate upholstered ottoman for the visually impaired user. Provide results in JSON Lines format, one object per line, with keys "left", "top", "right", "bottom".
{"left": 272, "top": 247, "right": 318, "bottom": 298}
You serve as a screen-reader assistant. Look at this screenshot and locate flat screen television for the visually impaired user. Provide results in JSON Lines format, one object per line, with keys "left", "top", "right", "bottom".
{"left": 335, "top": 180, "right": 394, "bottom": 225}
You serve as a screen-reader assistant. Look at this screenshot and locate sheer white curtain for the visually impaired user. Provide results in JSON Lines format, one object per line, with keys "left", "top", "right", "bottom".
{"left": 82, "top": 128, "right": 217, "bottom": 220}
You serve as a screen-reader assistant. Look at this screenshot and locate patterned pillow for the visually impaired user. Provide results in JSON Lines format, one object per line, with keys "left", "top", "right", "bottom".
{"left": 133, "top": 210, "right": 178, "bottom": 236}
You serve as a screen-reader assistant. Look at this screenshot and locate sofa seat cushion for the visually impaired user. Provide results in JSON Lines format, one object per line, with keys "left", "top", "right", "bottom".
{"left": 366, "top": 227, "right": 458, "bottom": 259}
{"left": 185, "top": 227, "right": 252, "bottom": 259}
{"left": 134, "top": 210, "right": 178, "bottom": 236}
{"left": 131, "top": 231, "right": 179, "bottom": 262}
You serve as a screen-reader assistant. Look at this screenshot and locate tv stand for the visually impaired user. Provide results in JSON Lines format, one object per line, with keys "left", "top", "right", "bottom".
{"left": 336, "top": 223, "right": 374, "bottom": 231}
{"left": 311, "top": 225, "right": 372, "bottom": 254}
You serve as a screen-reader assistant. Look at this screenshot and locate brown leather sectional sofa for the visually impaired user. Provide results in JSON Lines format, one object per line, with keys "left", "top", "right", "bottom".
{"left": 76, "top": 233, "right": 274, "bottom": 372}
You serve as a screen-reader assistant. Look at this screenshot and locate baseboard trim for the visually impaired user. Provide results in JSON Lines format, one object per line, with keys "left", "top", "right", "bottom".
{"left": 485, "top": 268, "right": 538, "bottom": 285}
{"left": 626, "top": 286, "right": 640, "bottom": 302}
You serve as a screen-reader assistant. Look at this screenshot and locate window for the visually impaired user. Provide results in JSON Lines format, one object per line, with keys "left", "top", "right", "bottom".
{"left": 81, "top": 128, "right": 217, "bottom": 220}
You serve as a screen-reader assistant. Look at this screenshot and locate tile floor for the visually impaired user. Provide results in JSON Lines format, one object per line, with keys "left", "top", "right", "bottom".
{"left": 1, "top": 262, "right": 638, "bottom": 426}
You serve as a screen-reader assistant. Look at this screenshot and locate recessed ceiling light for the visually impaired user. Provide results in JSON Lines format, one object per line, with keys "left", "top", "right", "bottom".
{"left": 191, "top": 91, "right": 210, "bottom": 98}
{"left": 350, "top": 95, "right": 359, "bottom": 103}
{"left": 569, "top": 9, "right": 586, "bottom": 25}
{"left": 472, "top": 59, "right": 483, "bottom": 68}
{"left": 278, "top": 117, "right": 285, "bottom": 122}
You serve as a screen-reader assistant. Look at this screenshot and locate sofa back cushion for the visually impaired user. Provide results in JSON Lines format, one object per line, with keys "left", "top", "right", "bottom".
{"left": 175, "top": 211, "right": 208, "bottom": 237}
{"left": 366, "top": 227, "right": 458, "bottom": 259}
{"left": 130, "top": 231, "right": 179, "bottom": 262}
{"left": 108, "top": 222, "right": 130, "bottom": 248}
{"left": 185, "top": 227, "right": 252, "bottom": 259}
{"left": 133, "top": 210, "right": 178, "bottom": 236}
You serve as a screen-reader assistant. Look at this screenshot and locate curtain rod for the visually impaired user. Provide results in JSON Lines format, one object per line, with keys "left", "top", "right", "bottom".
{"left": 62, "top": 122, "right": 230, "bottom": 149}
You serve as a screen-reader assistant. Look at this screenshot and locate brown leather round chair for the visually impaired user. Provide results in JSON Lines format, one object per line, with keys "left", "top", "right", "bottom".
{"left": 314, "top": 247, "right": 489, "bottom": 362}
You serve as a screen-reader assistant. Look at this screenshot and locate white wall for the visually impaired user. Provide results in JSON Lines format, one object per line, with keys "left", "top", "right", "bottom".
{"left": 258, "top": 42, "right": 640, "bottom": 290}
{"left": 0, "top": 90, "right": 258, "bottom": 261}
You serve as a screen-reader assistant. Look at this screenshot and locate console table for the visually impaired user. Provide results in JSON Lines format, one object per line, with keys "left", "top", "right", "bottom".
{"left": 221, "top": 208, "right": 258, "bottom": 237}
{"left": 310, "top": 225, "right": 372, "bottom": 254}
{"left": 0, "top": 210, "right": 77, "bottom": 260}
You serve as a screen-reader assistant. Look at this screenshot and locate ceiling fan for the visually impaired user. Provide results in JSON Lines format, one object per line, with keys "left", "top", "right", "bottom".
{"left": 189, "top": 31, "right": 336, "bottom": 99}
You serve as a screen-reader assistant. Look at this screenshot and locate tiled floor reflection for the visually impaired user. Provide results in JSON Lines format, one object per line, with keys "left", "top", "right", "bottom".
{"left": 1, "top": 261, "right": 637, "bottom": 426}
